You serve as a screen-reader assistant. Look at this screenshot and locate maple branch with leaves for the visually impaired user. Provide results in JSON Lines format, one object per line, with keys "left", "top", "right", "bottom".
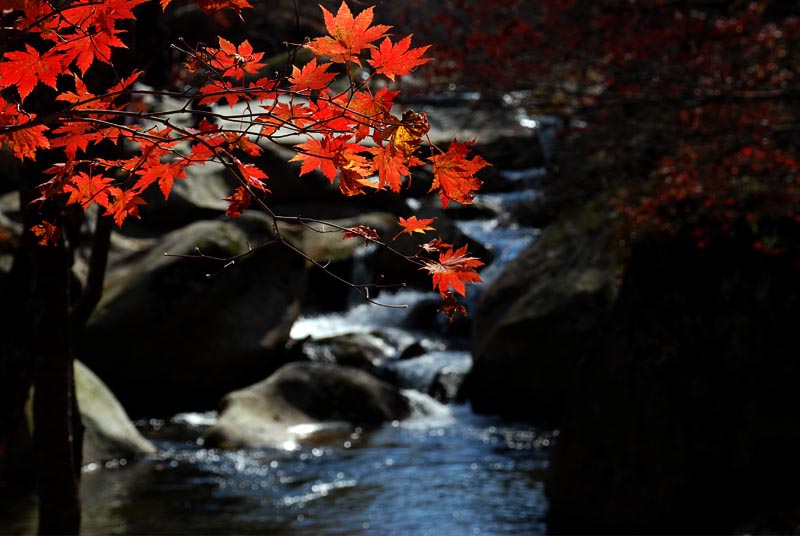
{"left": 0, "top": 0, "right": 490, "bottom": 319}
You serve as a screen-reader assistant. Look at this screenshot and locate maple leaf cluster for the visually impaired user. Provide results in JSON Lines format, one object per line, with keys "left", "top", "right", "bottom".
{"left": 0, "top": 0, "right": 488, "bottom": 317}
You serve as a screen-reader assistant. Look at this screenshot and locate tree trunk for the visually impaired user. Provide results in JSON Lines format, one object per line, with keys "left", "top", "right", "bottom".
{"left": 0, "top": 246, "right": 35, "bottom": 491}
{"left": 28, "top": 227, "right": 81, "bottom": 536}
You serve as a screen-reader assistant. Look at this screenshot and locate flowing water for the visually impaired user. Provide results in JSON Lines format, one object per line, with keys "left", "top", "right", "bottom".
{"left": 70, "top": 406, "right": 554, "bottom": 535}
{"left": 5, "top": 103, "right": 553, "bottom": 535}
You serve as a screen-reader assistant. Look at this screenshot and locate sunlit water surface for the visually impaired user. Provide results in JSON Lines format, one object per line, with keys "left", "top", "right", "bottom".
{"left": 71, "top": 406, "right": 553, "bottom": 535}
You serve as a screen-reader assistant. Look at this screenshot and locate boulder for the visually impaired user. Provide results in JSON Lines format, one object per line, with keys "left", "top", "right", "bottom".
{"left": 78, "top": 212, "right": 307, "bottom": 415}
{"left": 463, "top": 214, "right": 619, "bottom": 422}
{"left": 203, "top": 362, "right": 411, "bottom": 449}
{"left": 4, "top": 360, "right": 155, "bottom": 482}
{"left": 298, "top": 328, "right": 424, "bottom": 373}
{"left": 75, "top": 360, "right": 156, "bottom": 465}
{"left": 546, "top": 237, "right": 800, "bottom": 532}
{"left": 429, "top": 365, "right": 470, "bottom": 403}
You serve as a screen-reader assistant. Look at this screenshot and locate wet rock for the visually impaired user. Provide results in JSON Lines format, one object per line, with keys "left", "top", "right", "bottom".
{"left": 429, "top": 364, "right": 470, "bottom": 403}
{"left": 6, "top": 361, "right": 156, "bottom": 480}
{"left": 546, "top": 237, "right": 800, "bottom": 532}
{"left": 464, "top": 214, "right": 619, "bottom": 423}
{"left": 78, "top": 212, "right": 306, "bottom": 415}
{"left": 383, "top": 351, "right": 471, "bottom": 396}
{"left": 300, "top": 332, "right": 391, "bottom": 374}
{"left": 75, "top": 360, "right": 157, "bottom": 465}
{"left": 301, "top": 329, "right": 405, "bottom": 367}
{"left": 203, "top": 362, "right": 411, "bottom": 449}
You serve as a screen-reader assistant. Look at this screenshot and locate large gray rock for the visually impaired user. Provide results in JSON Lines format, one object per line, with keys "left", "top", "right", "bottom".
{"left": 546, "top": 238, "right": 800, "bottom": 532}
{"left": 7, "top": 361, "right": 155, "bottom": 482}
{"left": 203, "top": 362, "right": 411, "bottom": 449}
{"left": 464, "top": 215, "right": 619, "bottom": 422}
{"left": 75, "top": 360, "right": 156, "bottom": 465}
{"left": 78, "top": 212, "right": 307, "bottom": 414}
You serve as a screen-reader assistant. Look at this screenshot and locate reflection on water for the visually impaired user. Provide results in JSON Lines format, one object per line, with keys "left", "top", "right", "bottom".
{"left": 71, "top": 406, "right": 552, "bottom": 535}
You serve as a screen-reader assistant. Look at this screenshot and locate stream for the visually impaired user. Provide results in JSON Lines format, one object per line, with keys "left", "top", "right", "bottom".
{"left": 5, "top": 101, "right": 554, "bottom": 535}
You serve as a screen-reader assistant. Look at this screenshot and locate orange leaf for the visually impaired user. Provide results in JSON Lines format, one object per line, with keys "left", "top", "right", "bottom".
{"left": 224, "top": 186, "right": 252, "bottom": 218}
{"left": 105, "top": 188, "right": 146, "bottom": 227}
{"left": 306, "top": 2, "right": 390, "bottom": 64}
{"left": 396, "top": 216, "right": 436, "bottom": 238}
{"left": 289, "top": 59, "right": 336, "bottom": 92}
{"left": 369, "top": 144, "right": 410, "bottom": 193}
{"left": 30, "top": 222, "right": 61, "bottom": 247}
{"left": 422, "top": 244, "right": 484, "bottom": 297}
{"left": 440, "top": 291, "right": 468, "bottom": 322}
{"left": 290, "top": 136, "right": 346, "bottom": 181}
{"left": 0, "top": 124, "right": 50, "bottom": 161}
{"left": 337, "top": 146, "right": 376, "bottom": 196}
{"left": 208, "top": 37, "right": 265, "bottom": 81}
{"left": 368, "top": 36, "right": 431, "bottom": 81}
{"left": 343, "top": 225, "right": 380, "bottom": 242}
{"left": 61, "top": 171, "right": 114, "bottom": 209}
{"left": 388, "top": 110, "right": 429, "bottom": 158}
{"left": 429, "top": 140, "right": 489, "bottom": 208}
{"left": 134, "top": 160, "right": 188, "bottom": 200}
{"left": 197, "top": 0, "right": 252, "bottom": 15}
{"left": 234, "top": 159, "right": 269, "bottom": 193}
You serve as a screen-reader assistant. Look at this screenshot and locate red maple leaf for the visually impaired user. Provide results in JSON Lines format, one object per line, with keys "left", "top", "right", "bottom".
{"left": 61, "top": 171, "right": 114, "bottom": 208}
{"left": 197, "top": 0, "right": 252, "bottom": 15}
{"left": 395, "top": 216, "right": 436, "bottom": 239}
{"left": 429, "top": 140, "right": 489, "bottom": 208}
{"left": 422, "top": 244, "right": 484, "bottom": 297}
{"left": 0, "top": 45, "right": 64, "bottom": 101}
{"left": 0, "top": 124, "right": 50, "bottom": 161}
{"left": 55, "top": 75, "right": 96, "bottom": 109}
{"left": 343, "top": 225, "right": 380, "bottom": 242}
{"left": 336, "top": 145, "right": 376, "bottom": 196}
{"left": 208, "top": 37, "right": 265, "bottom": 80}
{"left": 57, "top": 28, "right": 126, "bottom": 74}
{"left": 440, "top": 291, "right": 468, "bottom": 322}
{"left": 0, "top": 97, "right": 50, "bottom": 160}
{"left": 50, "top": 122, "right": 93, "bottom": 160}
{"left": 224, "top": 132, "right": 262, "bottom": 156}
{"left": 134, "top": 160, "right": 188, "bottom": 200}
{"left": 289, "top": 59, "right": 336, "bottom": 92}
{"left": 306, "top": 2, "right": 390, "bottom": 64}
{"left": 420, "top": 237, "right": 451, "bottom": 254}
{"left": 105, "top": 187, "right": 146, "bottom": 227}
{"left": 369, "top": 144, "right": 411, "bottom": 193}
{"left": 336, "top": 87, "right": 398, "bottom": 141}
{"left": 290, "top": 136, "right": 350, "bottom": 181}
{"left": 30, "top": 222, "right": 61, "bottom": 247}
{"left": 234, "top": 159, "right": 269, "bottom": 192}
{"left": 368, "top": 36, "right": 431, "bottom": 81}
{"left": 224, "top": 186, "right": 252, "bottom": 218}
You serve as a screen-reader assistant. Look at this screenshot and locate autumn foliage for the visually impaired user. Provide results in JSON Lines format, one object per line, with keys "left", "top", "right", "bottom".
{"left": 0, "top": 0, "right": 489, "bottom": 318}
{"left": 398, "top": 0, "right": 799, "bottom": 254}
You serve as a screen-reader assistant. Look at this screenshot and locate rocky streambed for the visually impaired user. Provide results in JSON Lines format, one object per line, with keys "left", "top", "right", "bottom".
{"left": 0, "top": 97, "right": 559, "bottom": 534}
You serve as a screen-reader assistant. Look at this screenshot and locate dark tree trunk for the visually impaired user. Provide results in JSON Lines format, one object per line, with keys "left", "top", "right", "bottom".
{"left": 28, "top": 228, "right": 81, "bottom": 536}
{"left": 0, "top": 245, "right": 35, "bottom": 490}
{"left": 19, "top": 174, "right": 82, "bottom": 534}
